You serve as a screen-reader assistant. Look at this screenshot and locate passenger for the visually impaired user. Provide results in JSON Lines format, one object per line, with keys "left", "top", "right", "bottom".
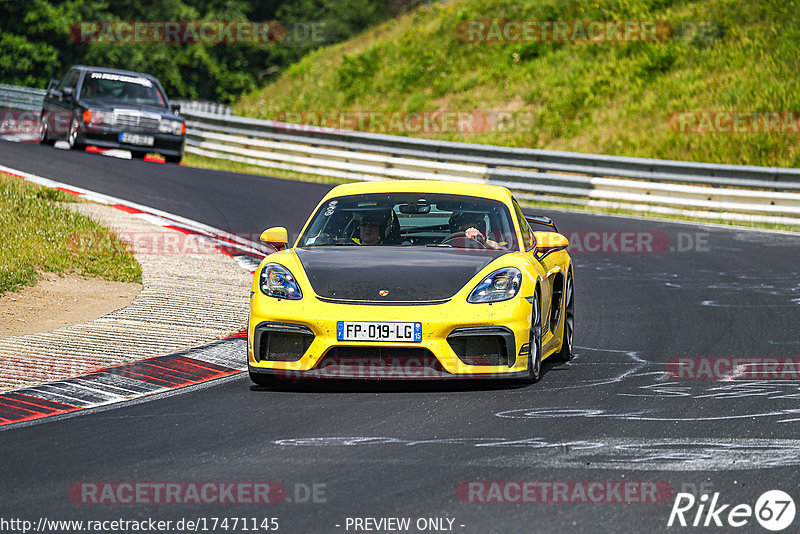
{"left": 81, "top": 79, "right": 97, "bottom": 97}
{"left": 447, "top": 212, "right": 506, "bottom": 250}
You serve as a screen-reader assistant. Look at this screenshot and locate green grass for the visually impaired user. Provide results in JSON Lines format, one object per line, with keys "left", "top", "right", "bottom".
{"left": 0, "top": 174, "right": 142, "bottom": 294}
{"left": 236, "top": 0, "right": 800, "bottom": 168}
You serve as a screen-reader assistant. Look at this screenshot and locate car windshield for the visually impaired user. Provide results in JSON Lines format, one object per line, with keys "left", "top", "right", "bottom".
{"left": 298, "top": 192, "right": 519, "bottom": 251}
{"left": 80, "top": 72, "right": 166, "bottom": 107}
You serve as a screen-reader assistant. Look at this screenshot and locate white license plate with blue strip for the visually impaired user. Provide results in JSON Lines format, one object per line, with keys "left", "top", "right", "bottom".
{"left": 119, "top": 132, "right": 154, "bottom": 146}
{"left": 337, "top": 321, "right": 422, "bottom": 342}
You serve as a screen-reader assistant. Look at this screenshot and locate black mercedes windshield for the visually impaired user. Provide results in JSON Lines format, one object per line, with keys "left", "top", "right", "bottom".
{"left": 298, "top": 193, "right": 519, "bottom": 251}
{"left": 80, "top": 72, "right": 167, "bottom": 108}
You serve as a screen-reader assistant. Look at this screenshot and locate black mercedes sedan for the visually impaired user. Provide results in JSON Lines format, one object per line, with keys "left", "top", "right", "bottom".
{"left": 39, "top": 65, "right": 185, "bottom": 163}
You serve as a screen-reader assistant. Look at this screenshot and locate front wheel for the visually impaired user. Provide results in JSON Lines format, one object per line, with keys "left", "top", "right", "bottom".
{"left": 526, "top": 290, "right": 542, "bottom": 383}
{"left": 249, "top": 370, "right": 280, "bottom": 387}
{"left": 553, "top": 273, "right": 574, "bottom": 362}
{"left": 67, "top": 116, "right": 84, "bottom": 151}
{"left": 39, "top": 116, "right": 55, "bottom": 146}
{"left": 165, "top": 154, "right": 182, "bottom": 164}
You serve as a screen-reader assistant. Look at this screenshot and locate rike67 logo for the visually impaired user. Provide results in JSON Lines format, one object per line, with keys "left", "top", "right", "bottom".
{"left": 668, "top": 490, "right": 796, "bottom": 531}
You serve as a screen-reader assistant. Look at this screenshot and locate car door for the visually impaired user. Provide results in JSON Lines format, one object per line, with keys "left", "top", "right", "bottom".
{"left": 47, "top": 69, "right": 81, "bottom": 138}
{"left": 510, "top": 197, "right": 554, "bottom": 337}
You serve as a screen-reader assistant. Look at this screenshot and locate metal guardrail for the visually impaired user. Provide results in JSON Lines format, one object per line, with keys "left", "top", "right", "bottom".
{"left": 0, "top": 84, "right": 46, "bottom": 111}
{"left": 2, "top": 83, "right": 799, "bottom": 224}
{"left": 171, "top": 100, "right": 232, "bottom": 116}
{"left": 181, "top": 110, "right": 800, "bottom": 225}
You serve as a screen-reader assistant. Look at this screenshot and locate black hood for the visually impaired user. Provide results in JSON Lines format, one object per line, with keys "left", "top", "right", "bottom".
{"left": 77, "top": 99, "right": 179, "bottom": 120}
{"left": 296, "top": 247, "right": 506, "bottom": 303}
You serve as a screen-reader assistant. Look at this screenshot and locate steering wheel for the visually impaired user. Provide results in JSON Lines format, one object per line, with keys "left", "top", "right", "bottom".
{"left": 441, "top": 231, "right": 488, "bottom": 249}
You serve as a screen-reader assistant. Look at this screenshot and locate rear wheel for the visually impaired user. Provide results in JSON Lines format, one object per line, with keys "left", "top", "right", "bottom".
{"left": 165, "top": 154, "right": 182, "bottom": 164}
{"left": 526, "top": 290, "right": 542, "bottom": 383}
{"left": 130, "top": 151, "right": 146, "bottom": 159}
{"left": 553, "top": 273, "right": 574, "bottom": 362}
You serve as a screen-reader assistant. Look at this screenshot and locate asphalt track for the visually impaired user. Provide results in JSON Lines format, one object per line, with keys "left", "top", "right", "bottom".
{"left": 1, "top": 139, "right": 800, "bottom": 533}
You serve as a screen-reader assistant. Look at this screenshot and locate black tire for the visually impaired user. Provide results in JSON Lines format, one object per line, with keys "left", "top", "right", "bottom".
{"left": 526, "top": 289, "right": 542, "bottom": 383}
{"left": 67, "top": 116, "right": 84, "bottom": 151}
{"left": 130, "top": 151, "right": 146, "bottom": 159}
{"left": 38, "top": 116, "right": 55, "bottom": 146}
{"left": 553, "top": 272, "right": 574, "bottom": 362}
{"left": 249, "top": 370, "right": 280, "bottom": 387}
{"left": 165, "top": 154, "right": 182, "bottom": 164}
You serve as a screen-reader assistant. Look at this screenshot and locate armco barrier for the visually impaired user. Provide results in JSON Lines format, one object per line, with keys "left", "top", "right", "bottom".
{"left": 2, "top": 83, "right": 799, "bottom": 224}
{"left": 180, "top": 110, "right": 800, "bottom": 225}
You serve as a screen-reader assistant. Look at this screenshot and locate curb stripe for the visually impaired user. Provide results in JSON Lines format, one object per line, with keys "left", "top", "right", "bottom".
{"left": 0, "top": 164, "right": 263, "bottom": 428}
{"left": 0, "top": 338, "right": 247, "bottom": 428}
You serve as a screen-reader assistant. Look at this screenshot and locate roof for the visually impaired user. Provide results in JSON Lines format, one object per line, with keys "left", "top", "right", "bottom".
{"left": 70, "top": 65, "right": 159, "bottom": 81}
{"left": 322, "top": 180, "right": 513, "bottom": 203}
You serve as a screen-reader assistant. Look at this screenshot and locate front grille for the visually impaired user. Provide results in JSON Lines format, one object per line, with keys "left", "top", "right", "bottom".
{"left": 315, "top": 347, "right": 445, "bottom": 377}
{"left": 114, "top": 112, "right": 160, "bottom": 132}
{"left": 254, "top": 324, "right": 314, "bottom": 362}
{"left": 448, "top": 336, "right": 508, "bottom": 366}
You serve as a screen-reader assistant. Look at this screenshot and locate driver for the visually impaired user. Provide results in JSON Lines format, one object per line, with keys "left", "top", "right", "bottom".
{"left": 354, "top": 209, "right": 393, "bottom": 245}
{"left": 448, "top": 212, "right": 505, "bottom": 250}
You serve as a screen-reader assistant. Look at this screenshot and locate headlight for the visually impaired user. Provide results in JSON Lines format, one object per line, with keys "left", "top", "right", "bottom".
{"left": 467, "top": 267, "right": 522, "bottom": 303}
{"left": 83, "top": 110, "right": 115, "bottom": 126}
{"left": 158, "top": 119, "right": 184, "bottom": 135}
{"left": 259, "top": 263, "right": 302, "bottom": 300}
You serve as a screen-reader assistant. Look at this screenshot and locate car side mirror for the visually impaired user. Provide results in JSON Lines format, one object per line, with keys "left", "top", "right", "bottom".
{"left": 260, "top": 227, "right": 289, "bottom": 250}
{"left": 532, "top": 231, "right": 569, "bottom": 260}
{"left": 47, "top": 79, "right": 59, "bottom": 92}
{"left": 525, "top": 215, "right": 558, "bottom": 233}
{"left": 62, "top": 87, "right": 74, "bottom": 101}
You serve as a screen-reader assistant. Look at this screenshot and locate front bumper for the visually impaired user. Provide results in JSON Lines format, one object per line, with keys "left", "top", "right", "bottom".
{"left": 76, "top": 126, "right": 184, "bottom": 157}
{"left": 248, "top": 293, "right": 533, "bottom": 380}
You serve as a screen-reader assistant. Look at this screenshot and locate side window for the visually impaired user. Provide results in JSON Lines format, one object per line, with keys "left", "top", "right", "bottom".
{"left": 57, "top": 70, "right": 80, "bottom": 91}
{"left": 511, "top": 197, "right": 534, "bottom": 251}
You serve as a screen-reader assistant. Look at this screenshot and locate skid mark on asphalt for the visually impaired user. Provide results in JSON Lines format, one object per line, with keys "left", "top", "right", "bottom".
{"left": 495, "top": 406, "right": 800, "bottom": 423}
{"left": 270, "top": 436, "right": 800, "bottom": 471}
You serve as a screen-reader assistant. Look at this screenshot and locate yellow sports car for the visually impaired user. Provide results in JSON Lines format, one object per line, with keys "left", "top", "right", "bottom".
{"left": 248, "top": 180, "right": 573, "bottom": 384}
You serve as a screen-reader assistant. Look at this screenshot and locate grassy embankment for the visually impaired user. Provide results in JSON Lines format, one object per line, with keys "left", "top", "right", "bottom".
{"left": 186, "top": 0, "right": 800, "bottom": 231}
{"left": 0, "top": 173, "right": 141, "bottom": 294}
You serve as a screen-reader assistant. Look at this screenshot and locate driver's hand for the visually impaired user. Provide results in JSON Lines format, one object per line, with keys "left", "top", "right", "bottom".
{"left": 464, "top": 227, "right": 485, "bottom": 243}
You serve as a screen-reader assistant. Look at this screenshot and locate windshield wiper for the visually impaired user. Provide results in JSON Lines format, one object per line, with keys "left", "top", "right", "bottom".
{"left": 426, "top": 243, "right": 452, "bottom": 248}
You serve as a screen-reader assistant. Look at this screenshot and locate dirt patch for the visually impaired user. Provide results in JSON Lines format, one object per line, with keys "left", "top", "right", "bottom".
{"left": 0, "top": 273, "right": 141, "bottom": 338}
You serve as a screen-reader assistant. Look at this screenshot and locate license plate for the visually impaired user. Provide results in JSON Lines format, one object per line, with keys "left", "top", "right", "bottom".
{"left": 337, "top": 321, "right": 422, "bottom": 342}
{"left": 119, "top": 132, "right": 154, "bottom": 146}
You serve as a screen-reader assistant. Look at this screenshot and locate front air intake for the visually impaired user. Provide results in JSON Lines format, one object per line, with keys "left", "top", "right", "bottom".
{"left": 254, "top": 323, "right": 314, "bottom": 362}
{"left": 447, "top": 327, "right": 516, "bottom": 367}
